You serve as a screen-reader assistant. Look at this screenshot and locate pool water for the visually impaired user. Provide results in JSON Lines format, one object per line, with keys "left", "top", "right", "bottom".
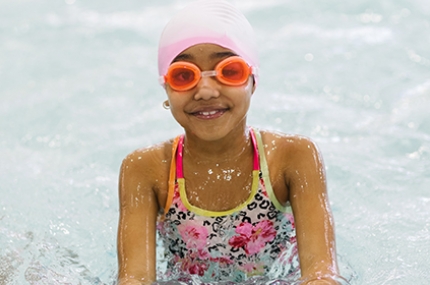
{"left": 1, "top": 0, "right": 429, "bottom": 284}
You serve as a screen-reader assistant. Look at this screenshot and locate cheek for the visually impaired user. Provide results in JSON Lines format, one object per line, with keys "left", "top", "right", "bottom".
{"left": 166, "top": 89, "right": 182, "bottom": 109}
{"left": 165, "top": 92, "right": 187, "bottom": 121}
{"left": 167, "top": 99, "right": 181, "bottom": 116}
{"left": 168, "top": 104, "right": 186, "bottom": 127}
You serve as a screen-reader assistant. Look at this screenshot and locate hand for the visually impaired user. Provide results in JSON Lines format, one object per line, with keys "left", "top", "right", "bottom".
{"left": 304, "top": 281, "right": 334, "bottom": 285}
{"left": 302, "top": 277, "right": 341, "bottom": 285}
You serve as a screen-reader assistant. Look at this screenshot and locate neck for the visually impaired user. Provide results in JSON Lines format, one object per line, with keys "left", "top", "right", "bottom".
{"left": 183, "top": 126, "right": 252, "bottom": 164}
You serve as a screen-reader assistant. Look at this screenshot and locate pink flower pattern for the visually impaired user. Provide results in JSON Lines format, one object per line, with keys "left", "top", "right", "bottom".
{"left": 159, "top": 177, "right": 299, "bottom": 282}
{"left": 228, "top": 220, "right": 277, "bottom": 255}
{"left": 180, "top": 258, "right": 209, "bottom": 276}
{"left": 172, "top": 186, "right": 188, "bottom": 212}
{"left": 178, "top": 222, "right": 208, "bottom": 250}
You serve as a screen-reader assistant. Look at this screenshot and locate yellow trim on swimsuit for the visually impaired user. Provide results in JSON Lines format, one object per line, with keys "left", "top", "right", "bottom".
{"left": 177, "top": 170, "right": 260, "bottom": 217}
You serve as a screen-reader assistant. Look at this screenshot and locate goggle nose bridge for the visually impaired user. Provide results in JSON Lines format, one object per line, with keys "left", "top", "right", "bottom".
{"left": 158, "top": 69, "right": 219, "bottom": 87}
{"left": 200, "top": 70, "right": 218, "bottom": 78}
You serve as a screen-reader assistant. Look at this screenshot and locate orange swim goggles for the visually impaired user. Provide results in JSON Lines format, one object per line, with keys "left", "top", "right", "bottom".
{"left": 159, "top": 56, "right": 255, "bottom": 91}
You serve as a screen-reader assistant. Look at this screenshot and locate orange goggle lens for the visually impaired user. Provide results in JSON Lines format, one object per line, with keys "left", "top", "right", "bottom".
{"left": 163, "top": 56, "right": 252, "bottom": 91}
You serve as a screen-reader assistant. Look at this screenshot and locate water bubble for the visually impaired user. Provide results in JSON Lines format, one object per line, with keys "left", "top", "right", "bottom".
{"left": 304, "top": 53, "right": 314, "bottom": 61}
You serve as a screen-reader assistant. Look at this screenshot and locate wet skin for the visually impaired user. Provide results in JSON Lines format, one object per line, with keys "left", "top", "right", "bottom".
{"left": 117, "top": 44, "right": 342, "bottom": 285}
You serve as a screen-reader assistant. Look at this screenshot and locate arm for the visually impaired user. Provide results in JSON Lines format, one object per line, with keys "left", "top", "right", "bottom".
{"left": 117, "top": 152, "right": 159, "bottom": 285}
{"left": 287, "top": 138, "right": 341, "bottom": 285}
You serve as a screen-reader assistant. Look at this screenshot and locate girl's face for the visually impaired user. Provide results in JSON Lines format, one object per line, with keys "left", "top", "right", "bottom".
{"left": 165, "top": 43, "right": 256, "bottom": 142}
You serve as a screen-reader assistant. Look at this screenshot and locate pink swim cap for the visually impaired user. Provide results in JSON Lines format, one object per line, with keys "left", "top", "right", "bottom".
{"left": 157, "top": 0, "right": 259, "bottom": 85}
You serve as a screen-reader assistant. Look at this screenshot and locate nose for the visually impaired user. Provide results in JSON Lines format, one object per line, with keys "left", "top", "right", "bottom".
{"left": 193, "top": 75, "right": 221, "bottom": 100}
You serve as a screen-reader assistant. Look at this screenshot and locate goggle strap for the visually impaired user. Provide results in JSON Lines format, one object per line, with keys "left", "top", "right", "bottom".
{"left": 159, "top": 76, "right": 166, "bottom": 86}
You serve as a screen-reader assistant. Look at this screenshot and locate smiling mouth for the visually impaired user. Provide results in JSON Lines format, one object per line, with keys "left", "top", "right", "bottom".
{"left": 200, "top": 110, "right": 219, "bottom": 116}
{"left": 191, "top": 109, "right": 227, "bottom": 119}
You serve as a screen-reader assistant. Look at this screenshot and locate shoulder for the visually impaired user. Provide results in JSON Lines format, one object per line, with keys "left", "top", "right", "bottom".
{"left": 122, "top": 139, "right": 174, "bottom": 166}
{"left": 120, "top": 138, "right": 177, "bottom": 188}
{"left": 258, "top": 129, "right": 320, "bottom": 155}
{"left": 257, "top": 129, "right": 324, "bottom": 172}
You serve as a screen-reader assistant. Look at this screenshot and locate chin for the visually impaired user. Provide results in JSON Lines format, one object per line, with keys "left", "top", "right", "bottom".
{"left": 193, "top": 130, "right": 227, "bottom": 142}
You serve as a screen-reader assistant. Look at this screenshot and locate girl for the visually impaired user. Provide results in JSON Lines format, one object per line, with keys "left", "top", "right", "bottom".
{"left": 117, "top": 1, "right": 346, "bottom": 284}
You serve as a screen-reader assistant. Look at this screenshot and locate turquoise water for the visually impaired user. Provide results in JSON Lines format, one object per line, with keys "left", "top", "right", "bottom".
{"left": 1, "top": 0, "right": 429, "bottom": 284}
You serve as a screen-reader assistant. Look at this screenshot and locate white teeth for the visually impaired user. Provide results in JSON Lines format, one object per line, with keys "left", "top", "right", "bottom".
{"left": 201, "top": 110, "right": 218, "bottom": 116}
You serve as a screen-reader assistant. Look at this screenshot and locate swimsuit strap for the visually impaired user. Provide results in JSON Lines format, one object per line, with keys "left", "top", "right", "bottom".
{"left": 176, "top": 135, "right": 185, "bottom": 179}
{"left": 254, "top": 129, "right": 291, "bottom": 213}
{"left": 164, "top": 136, "right": 180, "bottom": 215}
{"left": 165, "top": 128, "right": 261, "bottom": 215}
{"left": 176, "top": 128, "right": 260, "bottom": 179}
{"left": 249, "top": 127, "right": 260, "bottom": 171}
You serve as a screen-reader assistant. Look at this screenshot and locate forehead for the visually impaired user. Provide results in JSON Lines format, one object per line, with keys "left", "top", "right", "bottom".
{"left": 174, "top": 43, "right": 237, "bottom": 62}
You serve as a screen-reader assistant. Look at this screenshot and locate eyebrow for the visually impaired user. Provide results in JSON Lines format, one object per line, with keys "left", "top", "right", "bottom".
{"left": 211, "top": 51, "right": 238, "bottom": 59}
{"left": 172, "top": 53, "right": 193, "bottom": 62}
{"left": 172, "top": 51, "right": 238, "bottom": 63}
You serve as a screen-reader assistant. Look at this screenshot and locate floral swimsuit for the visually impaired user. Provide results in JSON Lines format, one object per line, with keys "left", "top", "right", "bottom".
{"left": 157, "top": 128, "right": 300, "bottom": 282}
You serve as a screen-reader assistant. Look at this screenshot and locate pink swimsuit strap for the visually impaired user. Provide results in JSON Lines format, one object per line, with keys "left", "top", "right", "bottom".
{"left": 176, "top": 128, "right": 260, "bottom": 179}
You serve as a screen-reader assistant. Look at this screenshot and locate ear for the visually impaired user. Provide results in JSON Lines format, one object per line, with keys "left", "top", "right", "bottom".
{"left": 251, "top": 76, "right": 257, "bottom": 94}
